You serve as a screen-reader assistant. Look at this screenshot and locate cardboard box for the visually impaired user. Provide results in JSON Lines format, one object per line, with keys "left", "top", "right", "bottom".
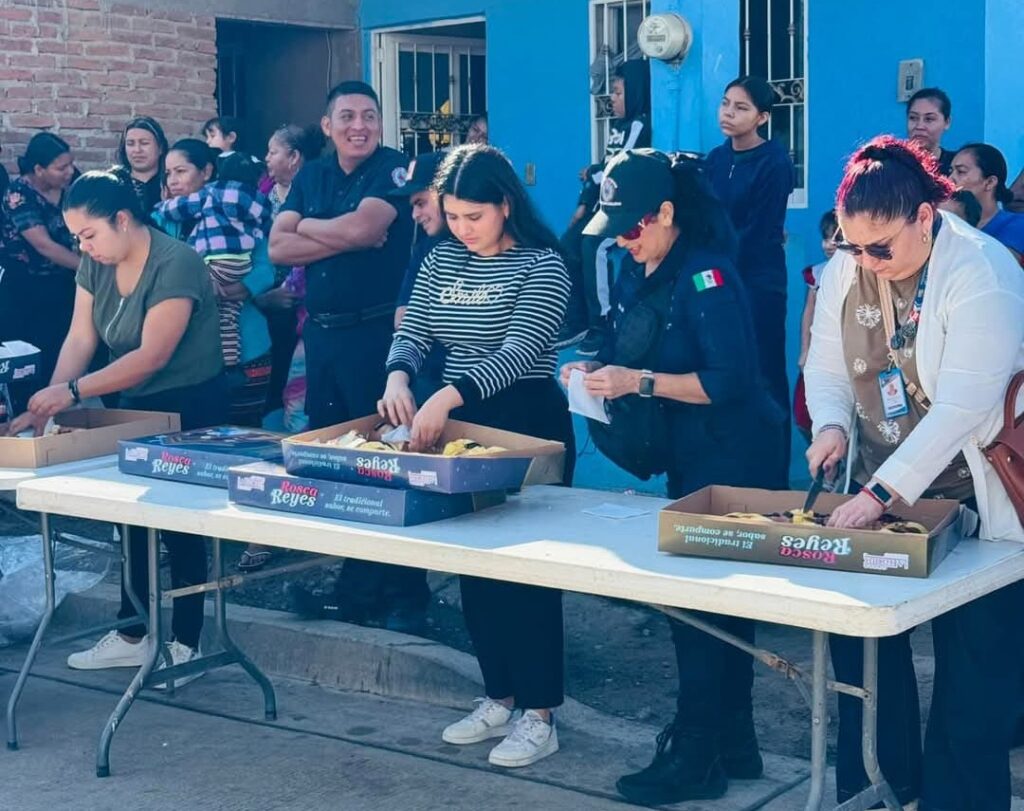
{"left": 0, "top": 341, "right": 41, "bottom": 386}
{"left": 658, "top": 486, "right": 962, "bottom": 578}
{"left": 118, "top": 426, "right": 284, "bottom": 488}
{"left": 228, "top": 462, "right": 506, "bottom": 526}
{"left": 0, "top": 409, "right": 180, "bottom": 469}
{"left": 282, "top": 415, "right": 565, "bottom": 494}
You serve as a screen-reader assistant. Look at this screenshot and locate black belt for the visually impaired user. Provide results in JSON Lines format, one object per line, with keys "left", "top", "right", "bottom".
{"left": 309, "top": 303, "right": 394, "bottom": 329}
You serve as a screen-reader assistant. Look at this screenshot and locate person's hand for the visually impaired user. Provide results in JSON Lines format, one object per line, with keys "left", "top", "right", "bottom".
{"left": 559, "top": 360, "right": 602, "bottom": 387}
{"left": 583, "top": 365, "right": 641, "bottom": 400}
{"left": 27, "top": 383, "right": 74, "bottom": 420}
{"left": 4, "top": 411, "right": 48, "bottom": 437}
{"left": 828, "top": 491, "right": 886, "bottom": 529}
{"left": 257, "top": 285, "right": 299, "bottom": 311}
{"left": 377, "top": 372, "right": 417, "bottom": 427}
{"left": 409, "top": 392, "right": 453, "bottom": 452}
{"left": 806, "top": 427, "right": 847, "bottom": 480}
{"left": 578, "top": 166, "right": 590, "bottom": 183}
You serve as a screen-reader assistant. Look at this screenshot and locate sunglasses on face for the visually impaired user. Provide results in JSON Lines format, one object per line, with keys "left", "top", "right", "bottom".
{"left": 621, "top": 213, "right": 657, "bottom": 241}
{"left": 833, "top": 219, "right": 911, "bottom": 262}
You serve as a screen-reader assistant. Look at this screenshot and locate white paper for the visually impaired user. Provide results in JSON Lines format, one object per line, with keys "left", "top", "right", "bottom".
{"left": 583, "top": 502, "right": 651, "bottom": 520}
{"left": 568, "top": 369, "right": 610, "bottom": 424}
{"left": 380, "top": 424, "right": 412, "bottom": 443}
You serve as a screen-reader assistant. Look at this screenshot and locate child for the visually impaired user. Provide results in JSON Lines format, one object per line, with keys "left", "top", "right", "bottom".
{"left": 155, "top": 151, "right": 269, "bottom": 367}
{"left": 203, "top": 116, "right": 264, "bottom": 179}
{"left": 794, "top": 209, "right": 838, "bottom": 443}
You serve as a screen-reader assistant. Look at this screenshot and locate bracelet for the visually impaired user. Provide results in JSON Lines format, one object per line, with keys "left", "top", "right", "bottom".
{"left": 68, "top": 378, "right": 81, "bottom": 405}
{"left": 816, "top": 423, "right": 848, "bottom": 441}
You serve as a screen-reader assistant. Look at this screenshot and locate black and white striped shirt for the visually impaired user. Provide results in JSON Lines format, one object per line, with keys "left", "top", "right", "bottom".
{"left": 386, "top": 239, "right": 570, "bottom": 404}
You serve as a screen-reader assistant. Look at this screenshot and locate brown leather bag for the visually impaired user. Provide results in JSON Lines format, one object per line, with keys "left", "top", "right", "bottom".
{"left": 983, "top": 371, "right": 1024, "bottom": 520}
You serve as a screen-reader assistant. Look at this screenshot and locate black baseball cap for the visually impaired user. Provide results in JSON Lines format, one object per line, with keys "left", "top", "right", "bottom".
{"left": 583, "top": 149, "right": 675, "bottom": 237}
{"left": 389, "top": 150, "right": 447, "bottom": 197}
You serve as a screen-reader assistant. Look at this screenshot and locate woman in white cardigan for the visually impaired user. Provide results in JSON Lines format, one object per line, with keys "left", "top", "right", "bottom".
{"left": 805, "top": 135, "right": 1024, "bottom": 811}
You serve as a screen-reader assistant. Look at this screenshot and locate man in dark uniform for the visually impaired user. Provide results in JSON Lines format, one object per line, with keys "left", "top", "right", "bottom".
{"left": 270, "top": 81, "right": 429, "bottom": 631}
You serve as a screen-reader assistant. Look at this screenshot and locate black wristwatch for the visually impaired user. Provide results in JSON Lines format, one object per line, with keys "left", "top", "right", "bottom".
{"left": 638, "top": 370, "right": 656, "bottom": 398}
{"left": 68, "top": 378, "right": 81, "bottom": 405}
{"left": 864, "top": 480, "right": 895, "bottom": 509}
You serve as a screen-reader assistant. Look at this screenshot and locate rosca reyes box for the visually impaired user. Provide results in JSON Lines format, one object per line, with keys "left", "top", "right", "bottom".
{"left": 281, "top": 415, "right": 565, "bottom": 494}
{"left": 118, "top": 426, "right": 285, "bottom": 488}
{"left": 658, "top": 486, "right": 962, "bottom": 578}
{"left": 0, "top": 341, "right": 41, "bottom": 386}
{"left": 228, "top": 462, "right": 506, "bottom": 526}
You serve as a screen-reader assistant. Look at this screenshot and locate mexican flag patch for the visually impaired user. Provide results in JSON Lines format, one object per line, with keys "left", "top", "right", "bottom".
{"left": 692, "top": 268, "right": 725, "bottom": 292}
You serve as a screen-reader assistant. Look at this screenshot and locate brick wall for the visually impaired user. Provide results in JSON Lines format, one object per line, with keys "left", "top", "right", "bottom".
{"left": 0, "top": 0, "right": 217, "bottom": 175}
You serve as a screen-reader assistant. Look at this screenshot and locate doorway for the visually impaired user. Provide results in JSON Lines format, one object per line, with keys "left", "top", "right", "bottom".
{"left": 372, "top": 19, "right": 487, "bottom": 156}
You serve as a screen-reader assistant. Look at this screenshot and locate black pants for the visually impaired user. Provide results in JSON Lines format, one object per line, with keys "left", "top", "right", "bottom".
{"left": 747, "top": 287, "right": 791, "bottom": 474}
{"left": 305, "top": 317, "right": 430, "bottom": 614}
{"left": 264, "top": 307, "right": 298, "bottom": 414}
{"left": 558, "top": 219, "right": 591, "bottom": 335}
{"left": 8, "top": 271, "right": 75, "bottom": 411}
{"left": 456, "top": 378, "right": 575, "bottom": 709}
{"left": 664, "top": 420, "right": 787, "bottom": 732}
{"left": 117, "top": 374, "right": 229, "bottom": 648}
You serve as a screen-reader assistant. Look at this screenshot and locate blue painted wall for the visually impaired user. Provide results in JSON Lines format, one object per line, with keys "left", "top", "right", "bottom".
{"left": 359, "top": 0, "right": 593, "bottom": 232}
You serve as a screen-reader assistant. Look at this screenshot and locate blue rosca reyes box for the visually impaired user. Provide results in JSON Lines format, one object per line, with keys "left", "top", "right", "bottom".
{"left": 0, "top": 341, "right": 41, "bottom": 386}
{"left": 118, "top": 426, "right": 285, "bottom": 488}
{"left": 228, "top": 462, "right": 506, "bottom": 526}
{"left": 281, "top": 415, "right": 565, "bottom": 495}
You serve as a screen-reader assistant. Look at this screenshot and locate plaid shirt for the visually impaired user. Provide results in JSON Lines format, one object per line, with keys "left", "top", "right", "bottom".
{"left": 154, "top": 181, "right": 269, "bottom": 256}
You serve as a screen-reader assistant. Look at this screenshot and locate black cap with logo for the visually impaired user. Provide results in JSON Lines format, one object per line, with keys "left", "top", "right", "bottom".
{"left": 583, "top": 149, "right": 675, "bottom": 237}
{"left": 388, "top": 150, "right": 447, "bottom": 197}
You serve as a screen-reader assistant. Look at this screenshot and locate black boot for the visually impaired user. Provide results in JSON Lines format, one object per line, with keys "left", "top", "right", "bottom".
{"left": 616, "top": 722, "right": 728, "bottom": 805}
{"left": 720, "top": 713, "right": 764, "bottom": 779}
{"left": 285, "top": 583, "right": 379, "bottom": 626}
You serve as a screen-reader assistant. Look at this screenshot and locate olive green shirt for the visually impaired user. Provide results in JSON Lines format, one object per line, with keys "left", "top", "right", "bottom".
{"left": 76, "top": 227, "right": 223, "bottom": 398}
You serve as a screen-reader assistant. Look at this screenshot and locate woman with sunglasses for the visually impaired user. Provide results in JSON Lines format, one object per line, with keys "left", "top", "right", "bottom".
{"left": 563, "top": 149, "right": 786, "bottom": 805}
{"left": 805, "top": 135, "right": 1024, "bottom": 810}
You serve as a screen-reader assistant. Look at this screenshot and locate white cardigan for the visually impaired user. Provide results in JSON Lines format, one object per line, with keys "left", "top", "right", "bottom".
{"left": 805, "top": 211, "right": 1024, "bottom": 542}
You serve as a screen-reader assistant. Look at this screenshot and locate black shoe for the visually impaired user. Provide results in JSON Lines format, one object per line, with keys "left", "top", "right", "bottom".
{"left": 720, "top": 714, "right": 764, "bottom": 779}
{"left": 285, "top": 583, "right": 378, "bottom": 626}
{"left": 576, "top": 328, "right": 606, "bottom": 357}
{"left": 553, "top": 323, "right": 588, "bottom": 351}
{"left": 616, "top": 723, "right": 728, "bottom": 805}
{"left": 384, "top": 605, "right": 427, "bottom": 636}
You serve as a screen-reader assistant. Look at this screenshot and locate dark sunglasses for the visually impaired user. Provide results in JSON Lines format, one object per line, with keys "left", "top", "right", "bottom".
{"left": 833, "top": 219, "right": 910, "bottom": 262}
{"left": 621, "top": 213, "right": 657, "bottom": 241}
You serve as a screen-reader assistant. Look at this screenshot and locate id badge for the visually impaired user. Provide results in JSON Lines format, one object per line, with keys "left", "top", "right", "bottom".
{"left": 878, "top": 368, "right": 910, "bottom": 419}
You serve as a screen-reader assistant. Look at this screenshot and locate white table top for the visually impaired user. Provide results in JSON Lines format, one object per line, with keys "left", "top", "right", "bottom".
{"left": 17, "top": 465, "right": 1024, "bottom": 637}
{"left": 0, "top": 455, "right": 117, "bottom": 492}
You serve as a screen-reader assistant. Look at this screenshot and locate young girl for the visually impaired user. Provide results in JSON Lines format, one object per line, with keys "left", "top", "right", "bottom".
{"left": 379, "top": 144, "right": 573, "bottom": 769}
{"left": 155, "top": 141, "right": 269, "bottom": 367}
{"left": 794, "top": 209, "right": 838, "bottom": 443}
{"left": 705, "top": 76, "right": 794, "bottom": 459}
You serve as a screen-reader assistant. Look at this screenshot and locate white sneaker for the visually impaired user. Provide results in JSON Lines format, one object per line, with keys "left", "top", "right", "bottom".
{"left": 488, "top": 710, "right": 559, "bottom": 768}
{"left": 151, "top": 640, "right": 204, "bottom": 691}
{"left": 442, "top": 698, "right": 515, "bottom": 745}
{"left": 67, "top": 631, "right": 148, "bottom": 670}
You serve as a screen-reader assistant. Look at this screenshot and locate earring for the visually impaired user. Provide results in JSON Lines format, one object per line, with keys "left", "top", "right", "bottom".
{"left": 922, "top": 232, "right": 929, "bottom": 244}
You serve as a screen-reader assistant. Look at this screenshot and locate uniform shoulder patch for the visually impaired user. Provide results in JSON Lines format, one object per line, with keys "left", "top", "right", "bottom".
{"left": 692, "top": 268, "right": 725, "bottom": 292}
{"left": 391, "top": 166, "right": 408, "bottom": 188}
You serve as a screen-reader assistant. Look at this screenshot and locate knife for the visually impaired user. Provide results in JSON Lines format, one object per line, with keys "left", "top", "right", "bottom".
{"left": 802, "top": 467, "right": 826, "bottom": 515}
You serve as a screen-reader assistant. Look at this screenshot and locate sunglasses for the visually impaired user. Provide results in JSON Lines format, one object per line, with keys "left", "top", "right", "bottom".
{"left": 833, "top": 219, "right": 911, "bottom": 262}
{"left": 621, "top": 213, "right": 657, "bottom": 241}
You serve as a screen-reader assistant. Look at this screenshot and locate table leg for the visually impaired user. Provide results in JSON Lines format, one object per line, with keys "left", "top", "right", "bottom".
{"left": 804, "top": 630, "right": 828, "bottom": 811}
{"left": 5, "top": 513, "right": 55, "bottom": 751}
{"left": 96, "top": 528, "right": 162, "bottom": 778}
{"left": 861, "top": 638, "right": 902, "bottom": 810}
{"left": 210, "top": 538, "right": 276, "bottom": 721}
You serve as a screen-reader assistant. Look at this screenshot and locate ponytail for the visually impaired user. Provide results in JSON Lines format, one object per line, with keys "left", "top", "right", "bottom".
{"left": 958, "top": 143, "right": 1014, "bottom": 206}
{"left": 667, "top": 153, "right": 737, "bottom": 258}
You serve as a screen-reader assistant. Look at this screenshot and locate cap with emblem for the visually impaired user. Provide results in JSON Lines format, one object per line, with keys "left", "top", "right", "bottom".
{"left": 583, "top": 149, "right": 675, "bottom": 238}
{"left": 388, "top": 150, "right": 447, "bottom": 197}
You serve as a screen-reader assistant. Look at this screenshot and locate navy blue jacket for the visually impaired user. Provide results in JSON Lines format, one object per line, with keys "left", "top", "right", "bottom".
{"left": 705, "top": 138, "right": 794, "bottom": 294}
{"left": 397, "top": 230, "right": 445, "bottom": 307}
{"left": 603, "top": 239, "right": 786, "bottom": 492}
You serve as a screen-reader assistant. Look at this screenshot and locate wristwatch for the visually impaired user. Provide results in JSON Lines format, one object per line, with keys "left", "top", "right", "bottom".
{"left": 638, "top": 370, "right": 656, "bottom": 398}
{"left": 863, "top": 480, "right": 895, "bottom": 509}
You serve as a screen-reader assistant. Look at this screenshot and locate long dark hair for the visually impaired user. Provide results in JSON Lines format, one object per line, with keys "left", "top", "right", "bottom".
{"left": 116, "top": 116, "right": 169, "bottom": 171}
{"left": 957, "top": 142, "right": 1014, "bottom": 206}
{"left": 433, "top": 144, "right": 560, "bottom": 252}
{"left": 64, "top": 169, "right": 143, "bottom": 224}
{"left": 668, "top": 153, "right": 737, "bottom": 258}
{"left": 836, "top": 135, "right": 954, "bottom": 221}
{"left": 18, "top": 132, "right": 70, "bottom": 175}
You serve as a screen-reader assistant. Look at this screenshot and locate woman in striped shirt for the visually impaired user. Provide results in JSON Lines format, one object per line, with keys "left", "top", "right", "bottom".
{"left": 380, "top": 144, "right": 573, "bottom": 769}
